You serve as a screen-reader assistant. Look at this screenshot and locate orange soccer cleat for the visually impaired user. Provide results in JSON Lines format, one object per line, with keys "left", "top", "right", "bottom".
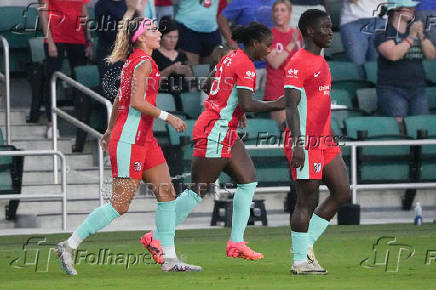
{"left": 140, "top": 231, "right": 164, "bottom": 264}
{"left": 226, "top": 240, "right": 264, "bottom": 261}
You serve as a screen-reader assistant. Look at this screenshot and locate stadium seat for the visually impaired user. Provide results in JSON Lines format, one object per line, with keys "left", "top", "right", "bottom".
{"left": 356, "top": 88, "right": 377, "bottom": 115}
{"left": 345, "top": 117, "right": 412, "bottom": 183}
{"left": 28, "top": 37, "right": 45, "bottom": 64}
{"left": 192, "top": 64, "right": 210, "bottom": 78}
{"left": 331, "top": 89, "right": 364, "bottom": 128}
{"left": 324, "top": 32, "right": 346, "bottom": 61}
{"left": 168, "top": 119, "right": 196, "bottom": 183}
{"left": 243, "top": 118, "right": 280, "bottom": 145}
{"left": 74, "top": 65, "right": 100, "bottom": 89}
{"left": 180, "top": 92, "right": 202, "bottom": 118}
{"left": 331, "top": 79, "right": 374, "bottom": 102}
{"left": 254, "top": 89, "right": 264, "bottom": 101}
{"left": 423, "top": 59, "right": 436, "bottom": 84}
{"left": 364, "top": 61, "right": 377, "bottom": 85}
{"left": 157, "top": 93, "right": 176, "bottom": 112}
{"left": 426, "top": 87, "right": 436, "bottom": 113}
{"left": 328, "top": 61, "right": 360, "bottom": 82}
{"left": 404, "top": 115, "right": 436, "bottom": 181}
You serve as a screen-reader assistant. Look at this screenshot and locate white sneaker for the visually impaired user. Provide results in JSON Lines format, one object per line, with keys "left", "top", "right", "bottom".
{"left": 307, "top": 247, "right": 327, "bottom": 273}
{"left": 161, "top": 257, "right": 202, "bottom": 272}
{"left": 291, "top": 260, "right": 327, "bottom": 275}
{"left": 55, "top": 241, "right": 77, "bottom": 275}
{"left": 46, "top": 126, "right": 60, "bottom": 139}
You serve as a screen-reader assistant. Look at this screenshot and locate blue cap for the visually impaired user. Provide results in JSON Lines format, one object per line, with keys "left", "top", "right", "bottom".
{"left": 386, "top": 0, "right": 419, "bottom": 11}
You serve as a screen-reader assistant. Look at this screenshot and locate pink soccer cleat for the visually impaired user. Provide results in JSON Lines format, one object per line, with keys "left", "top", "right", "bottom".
{"left": 226, "top": 240, "right": 264, "bottom": 261}
{"left": 140, "top": 231, "right": 164, "bottom": 264}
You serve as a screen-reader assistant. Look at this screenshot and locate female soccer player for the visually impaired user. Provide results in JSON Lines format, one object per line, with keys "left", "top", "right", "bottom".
{"left": 283, "top": 9, "right": 351, "bottom": 274}
{"left": 142, "top": 22, "right": 286, "bottom": 261}
{"left": 55, "top": 16, "right": 201, "bottom": 275}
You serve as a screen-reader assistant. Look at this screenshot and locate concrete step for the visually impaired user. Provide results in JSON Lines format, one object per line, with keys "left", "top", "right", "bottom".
{"left": 23, "top": 153, "right": 94, "bottom": 171}
{"left": 22, "top": 168, "right": 112, "bottom": 185}
{"left": 1, "top": 124, "right": 46, "bottom": 140}
{"left": 0, "top": 110, "right": 27, "bottom": 126}
{"left": 11, "top": 138, "right": 73, "bottom": 153}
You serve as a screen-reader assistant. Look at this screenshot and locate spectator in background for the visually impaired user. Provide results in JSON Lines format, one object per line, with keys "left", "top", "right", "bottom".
{"left": 265, "top": 0, "right": 302, "bottom": 127}
{"left": 289, "top": 0, "right": 326, "bottom": 28}
{"left": 174, "top": 0, "right": 221, "bottom": 65}
{"left": 416, "top": 0, "right": 436, "bottom": 46}
{"left": 155, "top": 0, "right": 173, "bottom": 19}
{"left": 95, "top": 0, "right": 147, "bottom": 101}
{"left": 340, "top": 0, "right": 385, "bottom": 79}
{"left": 375, "top": 0, "right": 435, "bottom": 130}
{"left": 153, "top": 16, "right": 192, "bottom": 110}
{"left": 217, "top": 0, "right": 275, "bottom": 90}
{"left": 38, "top": 0, "right": 92, "bottom": 146}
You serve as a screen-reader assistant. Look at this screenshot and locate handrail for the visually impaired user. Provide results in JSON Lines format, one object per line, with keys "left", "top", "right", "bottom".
{"left": 0, "top": 36, "right": 11, "bottom": 144}
{"left": 240, "top": 139, "right": 436, "bottom": 204}
{"left": 0, "top": 150, "right": 67, "bottom": 231}
{"left": 51, "top": 71, "right": 111, "bottom": 206}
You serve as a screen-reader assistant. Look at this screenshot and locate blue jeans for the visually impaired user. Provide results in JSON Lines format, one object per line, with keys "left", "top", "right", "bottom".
{"left": 377, "top": 85, "right": 429, "bottom": 117}
{"left": 340, "top": 18, "right": 383, "bottom": 79}
{"left": 416, "top": 10, "right": 436, "bottom": 46}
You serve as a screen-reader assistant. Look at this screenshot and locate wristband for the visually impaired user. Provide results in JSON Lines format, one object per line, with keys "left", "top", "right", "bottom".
{"left": 158, "top": 110, "right": 169, "bottom": 121}
{"left": 404, "top": 37, "right": 413, "bottom": 47}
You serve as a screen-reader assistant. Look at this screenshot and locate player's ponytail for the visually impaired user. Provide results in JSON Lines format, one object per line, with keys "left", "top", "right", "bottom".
{"left": 231, "top": 22, "right": 271, "bottom": 47}
{"left": 106, "top": 16, "right": 143, "bottom": 64}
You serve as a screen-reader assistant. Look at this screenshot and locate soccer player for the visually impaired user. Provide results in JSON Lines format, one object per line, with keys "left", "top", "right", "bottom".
{"left": 283, "top": 9, "right": 351, "bottom": 274}
{"left": 141, "top": 22, "right": 286, "bottom": 261}
{"left": 55, "top": 17, "right": 201, "bottom": 275}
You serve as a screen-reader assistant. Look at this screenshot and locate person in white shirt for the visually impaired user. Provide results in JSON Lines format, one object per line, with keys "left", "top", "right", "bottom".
{"left": 340, "top": 0, "right": 385, "bottom": 79}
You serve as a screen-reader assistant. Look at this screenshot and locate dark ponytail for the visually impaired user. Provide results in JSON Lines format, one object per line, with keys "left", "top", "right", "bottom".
{"left": 231, "top": 22, "right": 271, "bottom": 47}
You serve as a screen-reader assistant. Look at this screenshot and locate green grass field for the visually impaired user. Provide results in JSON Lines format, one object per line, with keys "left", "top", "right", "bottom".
{"left": 1, "top": 224, "right": 435, "bottom": 289}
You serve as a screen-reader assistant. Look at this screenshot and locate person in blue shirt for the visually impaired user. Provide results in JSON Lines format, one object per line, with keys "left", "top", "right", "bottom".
{"left": 174, "top": 0, "right": 221, "bottom": 65}
{"left": 416, "top": 0, "right": 436, "bottom": 45}
{"left": 217, "top": 0, "right": 275, "bottom": 90}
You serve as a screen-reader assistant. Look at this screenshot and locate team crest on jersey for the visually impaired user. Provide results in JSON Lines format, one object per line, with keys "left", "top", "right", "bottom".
{"left": 313, "top": 162, "right": 322, "bottom": 173}
{"left": 287, "top": 68, "right": 299, "bottom": 77}
{"left": 245, "top": 71, "right": 256, "bottom": 80}
{"left": 134, "top": 162, "right": 143, "bottom": 172}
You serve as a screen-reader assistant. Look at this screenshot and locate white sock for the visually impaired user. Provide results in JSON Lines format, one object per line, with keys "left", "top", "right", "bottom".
{"left": 67, "top": 232, "right": 83, "bottom": 250}
{"left": 162, "top": 246, "right": 177, "bottom": 259}
{"left": 293, "top": 260, "right": 307, "bottom": 266}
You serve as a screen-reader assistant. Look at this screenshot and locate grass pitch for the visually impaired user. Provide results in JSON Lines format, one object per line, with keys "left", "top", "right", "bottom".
{"left": 1, "top": 224, "right": 435, "bottom": 289}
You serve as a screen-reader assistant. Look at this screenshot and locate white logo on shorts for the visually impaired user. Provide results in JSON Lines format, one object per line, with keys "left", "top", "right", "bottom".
{"left": 134, "top": 162, "right": 142, "bottom": 172}
{"left": 313, "top": 162, "right": 322, "bottom": 173}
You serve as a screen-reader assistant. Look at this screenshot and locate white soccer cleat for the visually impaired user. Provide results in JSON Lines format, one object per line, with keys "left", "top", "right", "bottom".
{"left": 161, "top": 258, "right": 202, "bottom": 272}
{"left": 307, "top": 246, "right": 328, "bottom": 273}
{"left": 291, "top": 260, "right": 327, "bottom": 275}
{"left": 55, "top": 241, "right": 78, "bottom": 275}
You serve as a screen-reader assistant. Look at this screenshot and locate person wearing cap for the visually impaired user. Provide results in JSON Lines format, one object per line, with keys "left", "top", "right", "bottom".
{"left": 374, "top": 0, "right": 436, "bottom": 131}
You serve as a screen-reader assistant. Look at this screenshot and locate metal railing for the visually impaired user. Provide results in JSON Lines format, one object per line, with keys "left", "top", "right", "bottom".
{"left": 218, "top": 139, "right": 436, "bottom": 204}
{"left": 0, "top": 36, "right": 11, "bottom": 144}
{"left": 51, "top": 71, "right": 112, "bottom": 206}
{"left": 0, "top": 150, "right": 67, "bottom": 230}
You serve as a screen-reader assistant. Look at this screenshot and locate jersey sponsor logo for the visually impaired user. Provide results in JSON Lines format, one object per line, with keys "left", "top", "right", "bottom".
{"left": 314, "top": 71, "right": 320, "bottom": 78}
{"left": 134, "top": 162, "right": 143, "bottom": 172}
{"left": 319, "top": 85, "right": 330, "bottom": 91}
{"left": 313, "top": 162, "right": 322, "bottom": 173}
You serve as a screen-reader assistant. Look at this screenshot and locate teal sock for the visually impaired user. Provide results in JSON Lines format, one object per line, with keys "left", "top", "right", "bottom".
{"left": 75, "top": 203, "right": 120, "bottom": 240}
{"left": 155, "top": 200, "right": 176, "bottom": 247}
{"left": 230, "top": 182, "right": 257, "bottom": 243}
{"left": 291, "top": 231, "right": 309, "bottom": 262}
{"left": 308, "top": 214, "right": 329, "bottom": 246}
{"left": 154, "top": 189, "right": 202, "bottom": 241}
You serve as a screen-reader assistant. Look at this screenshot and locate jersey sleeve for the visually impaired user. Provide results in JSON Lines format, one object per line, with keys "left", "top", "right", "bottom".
{"left": 283, "top": 55, "right": 306, "bottom": 91}
{"left": 234, "top": 58, "right": 256, "bottom": 92}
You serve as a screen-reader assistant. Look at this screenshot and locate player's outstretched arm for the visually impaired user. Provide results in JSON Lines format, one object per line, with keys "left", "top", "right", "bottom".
{"left": 285, "top": 88, "right": 305, "bottom": 169}
{"left": 237, "top": 88, "right": 286, "bottom": 113}
{"left": 201, "top": 68, "right": 217, "bottom": 94}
